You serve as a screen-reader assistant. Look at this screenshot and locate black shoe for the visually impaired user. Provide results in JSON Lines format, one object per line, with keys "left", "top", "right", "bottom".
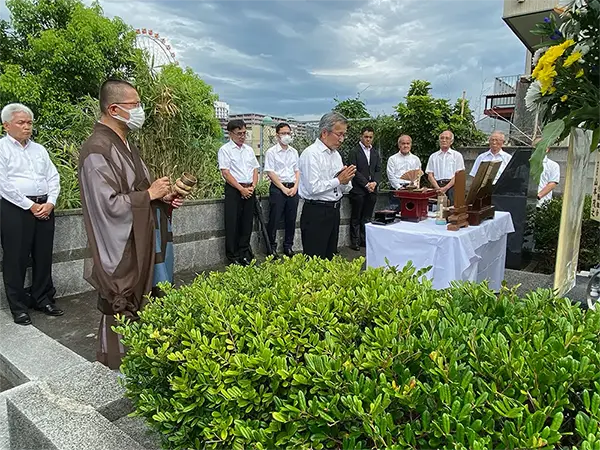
{"left": 283, "top": 249, "right": 294, "bottom": 257}
{"left": 360, "top": 241, "right": 366, "bottom": 248}
{"left": 13, "top": 312, "right": 31, "bottom": 325}
{"left": 37, "top": 304, "right": 64, "bottom": 316}
{"left": 350, "top": 244, "right": 360, "bottom": 251}
{"left": 239, "top": 258, "right": 251, "bottom": 267}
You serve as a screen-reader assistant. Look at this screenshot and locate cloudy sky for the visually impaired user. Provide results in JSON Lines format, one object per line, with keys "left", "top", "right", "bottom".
{"left": 1, "top": 0, "right": 526, "bottom": 121}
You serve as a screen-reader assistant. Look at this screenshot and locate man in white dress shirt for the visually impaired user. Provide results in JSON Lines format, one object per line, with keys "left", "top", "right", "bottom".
{"left": 387, "top": 135, "right": 422, "bottom": 189}
{"left": 264, "top": 122, "right": 300, "bottom": 257}
{"left": 298, "top": 112, "right": 356, "bottom": 259}
{"left": 534, "top": 138, "right": 561, "bottom": 207}
{"left": 425, "top": 130, "right": 465, "bottom": 204}
{"left": 0, "top": 103, "right": 63, "bottom": 325}
{"left": 470, "top": 131, "right": 512, "bottom": 184}
{"left": 219, "top": 119, "right": 259, "bottom": 266}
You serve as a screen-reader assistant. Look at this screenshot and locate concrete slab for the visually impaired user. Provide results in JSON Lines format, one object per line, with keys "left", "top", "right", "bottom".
{"left": 0, "top": 309, "right": 88, "bottom": 387}
{"left": 0, "top": 395, "right": 9, "bottom": 450}
{"left": 112, "top": 415, "right": 161, "bottom": 450}
{"left": 5, "top": 382, "right": 146, "bottom": 450}
{"left": 44, "top": 362, "right": 131, "bottom": 422}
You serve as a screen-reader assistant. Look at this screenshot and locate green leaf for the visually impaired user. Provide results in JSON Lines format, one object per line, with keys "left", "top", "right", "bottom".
{"left": 272, "top": 412, "right": 287, "bottom": 423}
{"left": 590, "top": 126, "right": 600, "bottom": 154}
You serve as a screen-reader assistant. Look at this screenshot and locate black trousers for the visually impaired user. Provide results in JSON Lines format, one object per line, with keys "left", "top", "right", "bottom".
{"left": 224, "top": 184, "right": 255, "bottom": 263}
{"left": 438, "top": 180, "right": 455, "bottom": 204}
{"left": 300, "top": 201, "right": 340, "bottom": 260}
{"left": 349, "top": 192, "right": 377, "bottom": 245}
{"left": 267, "top": 184, "right": 299, "bottom": 251}
{"left": 1, "top": 199, "right": 55, "bottom": 315}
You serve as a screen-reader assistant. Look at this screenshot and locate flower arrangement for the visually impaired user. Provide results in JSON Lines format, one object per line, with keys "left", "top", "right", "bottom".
{"left": 526, "top": 0, "right": 599, "bottom": 181}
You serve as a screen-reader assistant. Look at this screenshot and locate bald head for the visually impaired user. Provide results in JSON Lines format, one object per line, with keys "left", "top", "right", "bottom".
{"left": 99, "top": 79, "right": 138, "bottom": 114}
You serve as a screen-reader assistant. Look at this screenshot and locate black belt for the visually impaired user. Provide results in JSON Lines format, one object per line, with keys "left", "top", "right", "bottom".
{"left": 305, "top": 199, "right": 341, "bottom": 209}
{"left": 26, "top": 195, "right": 48, "bottom": 203}
{"left": 437, "top": 179, "right": 451, "bottom": 187}
{"left": 281, "top": 182, "right": 295, "bottom": 188}
{"left": 239, "top": 183, "right": 253, "bottom": 188}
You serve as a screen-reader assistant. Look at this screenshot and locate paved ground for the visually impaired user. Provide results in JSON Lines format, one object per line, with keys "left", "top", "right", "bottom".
{"left": 29, "top": 247, "right": 590, "bottom": 363}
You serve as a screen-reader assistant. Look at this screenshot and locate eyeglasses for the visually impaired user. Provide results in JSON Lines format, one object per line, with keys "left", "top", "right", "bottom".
{"left": 114, "top": 102, "right": 143, "bottom": 108}
{"left": 329, "top": 130, "right": 346, "bottom": 139}
{"left": 231, "top": 131, "right": 247, "bottom": 137}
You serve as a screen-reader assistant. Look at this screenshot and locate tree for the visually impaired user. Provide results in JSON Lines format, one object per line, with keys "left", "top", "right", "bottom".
{"left": 333, "top": 96, "right": 370, "bottom": 119}
{"left": 0, "top": 0, "right": 138, "bottom": 143}
{"left": 395, "top": 80, "right": 485, "bottom": 160}
{"left": 0, "top": 0, "right": 226, "bottom": 207}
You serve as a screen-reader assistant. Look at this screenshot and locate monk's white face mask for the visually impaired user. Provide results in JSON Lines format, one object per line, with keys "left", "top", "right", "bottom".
{"left": 113, "top": 105, "right": 146, "bottom": 131}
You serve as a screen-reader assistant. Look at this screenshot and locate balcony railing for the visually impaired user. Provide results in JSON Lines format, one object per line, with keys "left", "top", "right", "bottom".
{"left": 484, "top": 75, "right": 520, "bottom": 119}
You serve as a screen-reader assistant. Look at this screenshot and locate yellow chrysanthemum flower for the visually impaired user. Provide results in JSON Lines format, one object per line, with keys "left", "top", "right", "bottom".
{"left": 563, "top": 51, "right": 582, "bottom": 68}
{"left": 561, "top": 95, "right": 568, "bottom": 102}
{"left": 532, "top": 40, "right": 575, "bottom": 95}
{"left": 576, "top": 69, "right": 584, "bottom": 78}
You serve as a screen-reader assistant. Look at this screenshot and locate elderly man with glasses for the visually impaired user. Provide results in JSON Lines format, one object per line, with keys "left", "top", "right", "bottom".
{"left": 425, "top": 130, "right": 465, "bottom": 204}
{"left": 298, "top": 111, "right": 356, "bottom": 259}
{"left": 218, "top": 119, "right": 259, "bottom": 266}
{"left": 470, "top": 131, "right": 512, "bottom": 184}
{"left": 0, "top": 103, "right": 63, "bottom": 325}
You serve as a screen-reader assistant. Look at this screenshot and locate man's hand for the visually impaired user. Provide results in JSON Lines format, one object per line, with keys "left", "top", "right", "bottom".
{"left": 239, "top": 187, "right": 252, "bottom": 199}
{"left": 287, "top": 186, "right": 298, "bottom": 196}
{"left": 30, "top": 203, "right": 41, "bottom": 214}
{"left": 34, "top": 203, "right": 54, "bottom": 220}
{"left": 337, "top": 165, "right": 356, "bottom": 185}
{"left": 148, "top": 177, "right": 171, "bottom": 200}
{"left": 366, "top": 181, "right": 377, "bottom": 193}
{"left": 162, "top": 192, "right": 184, "bottom": 209}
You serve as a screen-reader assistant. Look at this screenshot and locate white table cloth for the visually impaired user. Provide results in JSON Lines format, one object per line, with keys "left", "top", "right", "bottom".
{"left": 366, "top": 211, "right": 515, "bottom": 290}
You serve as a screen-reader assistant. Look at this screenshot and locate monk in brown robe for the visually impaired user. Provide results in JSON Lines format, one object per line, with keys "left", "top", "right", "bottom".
{"left": 78, "top": 79, "right": 183, "bottom": 369}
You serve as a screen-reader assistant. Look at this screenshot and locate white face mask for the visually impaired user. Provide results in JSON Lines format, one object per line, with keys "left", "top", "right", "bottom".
{"left": 113, "top": 105, "right": 146, "bottom": 131}
{"left": 280, "top": 134, "right": 293, "bottom": 145}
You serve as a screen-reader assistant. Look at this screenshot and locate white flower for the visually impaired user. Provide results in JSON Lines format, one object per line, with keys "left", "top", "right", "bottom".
{"left": 574, "top": 42, "right": 591, "bottom": 56}
{"left": 525, "top": 80, "right": 542, "bottom": 112}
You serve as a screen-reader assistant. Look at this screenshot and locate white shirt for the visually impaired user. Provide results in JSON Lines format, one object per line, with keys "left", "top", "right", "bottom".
{"left": 218, "top": 140, "right": 259, "bottom": 184}
{"left": 0, "top": 134, "right": 60, "bottom": 210}
{"left": 470, "top": 149, "right": 512, "bottom": 184}
{"left": 537, "top": 156, "right": 560, "bottom": 207}
{"left": 387, "top": 152, "right": 422, "bottom": 189}
{"left": 298, "top": 139, "right": 352, "bottom": 201}
{"left": 263, "top": 143, "right": 299, "bottom": 183}
{"left": 425, "top": 148, "right": 465, "bottom": 180}
{"left": 359, "top": 142, "right": 371, "bottom": 164}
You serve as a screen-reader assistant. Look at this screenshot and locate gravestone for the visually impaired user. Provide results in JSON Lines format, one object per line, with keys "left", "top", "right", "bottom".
{"left": 492, "top": 148, "right": 531, "bottom": 269}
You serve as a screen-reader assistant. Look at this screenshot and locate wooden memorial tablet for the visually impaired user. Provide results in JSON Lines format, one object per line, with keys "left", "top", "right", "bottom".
{"left": 466, "top": 161, "right": 501, "bottom": 226}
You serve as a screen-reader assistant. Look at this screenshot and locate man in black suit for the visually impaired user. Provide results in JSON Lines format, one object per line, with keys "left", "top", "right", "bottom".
{"left": 347, "top": 126, "right": 381, "bottom": 251}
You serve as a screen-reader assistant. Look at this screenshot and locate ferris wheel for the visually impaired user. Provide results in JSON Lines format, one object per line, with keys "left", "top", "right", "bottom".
{"left": 135, "top": 28, "right": 179, "bottom": 72}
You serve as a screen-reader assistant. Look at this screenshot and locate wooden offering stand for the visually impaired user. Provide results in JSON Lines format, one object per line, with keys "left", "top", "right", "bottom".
{"left": 393, "top": 187, "right": 437, "bottom": 222}
{"left": 466, "top": 161, "right": 501, "bottom": 226}
{"left": 447, "top": 170, "right": 469, "bottom": 231}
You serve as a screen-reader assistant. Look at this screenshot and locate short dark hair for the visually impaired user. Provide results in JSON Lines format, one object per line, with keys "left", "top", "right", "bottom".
{"left": 361, "top": 126, "right": 375, "bottom": 135}
{"left": 275, "top": 122, "right": 291, "bottom": 133}
{"left": 227, "top": 119, "right": 246, "bottom": 132}
{"left": 99, "top": 79, "right": 136, "bottom": 114}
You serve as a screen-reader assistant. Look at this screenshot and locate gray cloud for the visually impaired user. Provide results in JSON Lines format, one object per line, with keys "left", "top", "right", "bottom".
{"left": 1, "top": 0, "right": 526, "bottom": 120}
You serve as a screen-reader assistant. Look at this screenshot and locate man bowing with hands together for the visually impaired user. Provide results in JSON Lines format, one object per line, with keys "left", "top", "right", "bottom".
{"left": 298, "top": 112, "right": 356, "bottom": 260}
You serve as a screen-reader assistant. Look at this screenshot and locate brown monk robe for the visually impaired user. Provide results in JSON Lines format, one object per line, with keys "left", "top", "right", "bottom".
{"left": 79, "top": 123, "right": 174, "bottom": 369}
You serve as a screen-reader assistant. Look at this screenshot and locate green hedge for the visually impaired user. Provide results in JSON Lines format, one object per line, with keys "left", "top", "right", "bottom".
{"left": 116, "top": 256, "right": 600, "bottom": 450}
{"left": 528, "top": 195, "right": 600, "bottom": 273}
